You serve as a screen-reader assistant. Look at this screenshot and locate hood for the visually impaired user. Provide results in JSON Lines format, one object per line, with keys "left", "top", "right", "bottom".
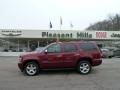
{"left": 20, "top": 51, "right": 39, "bottom": 57}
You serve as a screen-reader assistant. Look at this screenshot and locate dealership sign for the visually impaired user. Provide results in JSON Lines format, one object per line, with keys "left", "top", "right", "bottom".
{"left": 96, "top": 32, "right": 107, "bottom": 39}
{"left": 77, "top": 32, "right": 92, "bottom": 38}
{"left": 42, "top": 32, "right": 73, "bottom": 38}
{"left": 42, "top": 32, "right": 92, "bottom": 39}
{"left": 1, "top": 29, "right": 120, "bottom": 40}
{"left": 111, "top": 33, "right": 120, "bottom": 38}
{"left": 1, "top": 30, "right": 22, "bottom": 36}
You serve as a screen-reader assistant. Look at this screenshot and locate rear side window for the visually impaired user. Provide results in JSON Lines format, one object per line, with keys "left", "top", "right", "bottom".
{"left": 63, "top": 43, "right": 77, "bottom": 52}
{"left": 79, "top": 43, "right": 97, "bottom": 51}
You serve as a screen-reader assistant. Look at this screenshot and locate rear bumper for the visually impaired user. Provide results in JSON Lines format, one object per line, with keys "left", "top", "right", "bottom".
{"left": 92, "top": 59, "right": 102, "bottom": 66}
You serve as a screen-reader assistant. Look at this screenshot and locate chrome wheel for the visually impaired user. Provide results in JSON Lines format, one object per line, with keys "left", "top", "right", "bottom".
{"left": 25, "top": 62, "right": 39, "bottom": 76}
{"left": 80, "top": 63, "right": 90, "bottom": 74}
{"left": 78, "top": 61, "right": 91, "bottom": 74}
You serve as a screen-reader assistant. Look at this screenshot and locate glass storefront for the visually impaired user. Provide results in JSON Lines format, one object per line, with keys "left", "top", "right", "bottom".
{"left": 0, "top": 38, "right": 57, "bottom": 52}
{"left": 0, "top": 38, "right": 119, "bottom": 52}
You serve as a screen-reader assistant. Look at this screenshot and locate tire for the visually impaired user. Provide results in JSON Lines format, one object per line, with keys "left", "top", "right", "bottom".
{"left": 77, "top": 61, "right": 91, "bottom": 75}
{"left": 24, "top": 62, "right": 39, "bottom": 76}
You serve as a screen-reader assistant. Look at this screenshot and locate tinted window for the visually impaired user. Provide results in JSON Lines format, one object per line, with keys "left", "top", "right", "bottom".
{"left": 64, "top": 43, "right": 77, "bottom": 52}
{"left": 47, "top": 44, "right": 61, "bottom": 53}
{"left": 80, "top": 43, "right": 97, "bottom": 51}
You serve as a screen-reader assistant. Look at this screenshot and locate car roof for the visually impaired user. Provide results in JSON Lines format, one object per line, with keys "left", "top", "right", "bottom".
{"left": 51, "top": 41, "right": 96, "bottom": 44}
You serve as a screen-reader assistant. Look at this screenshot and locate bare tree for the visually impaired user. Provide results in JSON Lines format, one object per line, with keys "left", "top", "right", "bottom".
{"left": 86, "top": 13, "right": 120, "bottom": 31}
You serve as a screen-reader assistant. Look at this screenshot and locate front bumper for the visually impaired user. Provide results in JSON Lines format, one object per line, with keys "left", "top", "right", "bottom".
{"left": 18, "top": 62, "right": 24, "bottom": 72}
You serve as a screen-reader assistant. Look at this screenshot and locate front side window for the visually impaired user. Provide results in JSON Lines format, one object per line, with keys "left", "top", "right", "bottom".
{"left": 63, "top": 43, "right": 77, "bottom": 52}
{"left": 47, "top": 44, "right": 61, "bottom": 53}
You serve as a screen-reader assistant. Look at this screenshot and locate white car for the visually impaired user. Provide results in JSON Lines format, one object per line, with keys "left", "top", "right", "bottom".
{"left": 101, "top": 48, "right": 114, "bottom": 58}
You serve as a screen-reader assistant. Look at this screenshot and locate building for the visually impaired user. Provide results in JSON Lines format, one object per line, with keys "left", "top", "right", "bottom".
{"left": 0, "top": 29, "right": 120, "bottom": 56}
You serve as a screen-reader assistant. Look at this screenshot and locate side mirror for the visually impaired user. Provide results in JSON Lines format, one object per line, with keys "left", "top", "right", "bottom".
{"left": 44, "top": 49, "right": 48, "bottom": 54}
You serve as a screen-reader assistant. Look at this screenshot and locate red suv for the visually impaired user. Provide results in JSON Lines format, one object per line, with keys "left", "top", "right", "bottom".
{"left": 18, "top": 41, "right": 102, "bottom": 76}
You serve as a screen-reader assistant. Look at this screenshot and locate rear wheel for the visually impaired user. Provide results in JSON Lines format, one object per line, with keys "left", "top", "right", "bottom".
{"left": 24, "top": 62, "right": 39, "bottom": 76}
{"left": 77, "top": 61, "right": 91, "bottom": 75}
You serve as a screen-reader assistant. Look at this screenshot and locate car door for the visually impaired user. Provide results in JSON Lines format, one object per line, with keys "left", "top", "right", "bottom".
{"left": 62, "top": 43, "right": 79, "bottom": 68}
{"left": 40, "top": 43, "right": 63, "bottom": 69}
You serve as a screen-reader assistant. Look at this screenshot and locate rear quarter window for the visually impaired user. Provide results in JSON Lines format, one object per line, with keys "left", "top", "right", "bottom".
{"left": 79, "top": 43, "right": 98, "bottom": 51}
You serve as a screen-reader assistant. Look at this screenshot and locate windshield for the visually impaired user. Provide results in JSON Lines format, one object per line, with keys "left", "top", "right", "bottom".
{"left": 35, "top": 47, "right": 45, "bottom": 52}
{"left": 35, "top": 43, "right": 60, "bottom": 53}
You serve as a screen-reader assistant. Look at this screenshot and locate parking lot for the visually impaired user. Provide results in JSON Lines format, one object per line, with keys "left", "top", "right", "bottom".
{"left": 0, "top": 57, "right": 120, "bottom": 90}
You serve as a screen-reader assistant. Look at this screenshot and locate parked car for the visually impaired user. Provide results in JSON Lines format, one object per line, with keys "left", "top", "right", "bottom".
{"left": 18, "top": 41, "right": 102, "bottom": 76}
{"left": 113, "top": 49, "right": 120, "bottom": 58}
{"left": 101, "top": 48, "right": 114, "bottom": 58}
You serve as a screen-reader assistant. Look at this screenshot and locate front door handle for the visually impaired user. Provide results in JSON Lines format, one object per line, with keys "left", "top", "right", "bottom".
{"left": 57, "top": 55, "right": 62, "bottom": 58}
{"left": 74, "top": 53, "right": 79, "bottom": 56}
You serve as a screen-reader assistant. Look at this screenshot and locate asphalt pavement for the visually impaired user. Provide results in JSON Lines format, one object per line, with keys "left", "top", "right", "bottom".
{"left": 0, "top": 56, "right": 120, "bottom": 90}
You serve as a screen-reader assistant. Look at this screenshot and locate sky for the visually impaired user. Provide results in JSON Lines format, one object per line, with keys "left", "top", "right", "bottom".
{"left": 0, "top": 0, "right": 120, "bottom": 30}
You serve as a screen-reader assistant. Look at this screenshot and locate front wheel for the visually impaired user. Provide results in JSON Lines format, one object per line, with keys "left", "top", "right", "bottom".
{"left": 77, "top": 61, "right": 91, "bottom": 75}
{"left": 24, "top": 62, "right": 39, "bottom": 76}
